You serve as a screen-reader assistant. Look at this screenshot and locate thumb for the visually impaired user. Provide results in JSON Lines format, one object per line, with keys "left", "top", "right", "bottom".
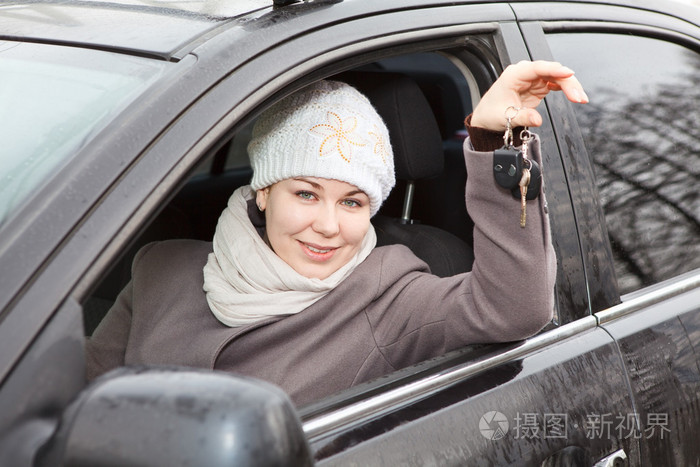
{"left": 514, "top": 108, "right": 542, "bottom": 128}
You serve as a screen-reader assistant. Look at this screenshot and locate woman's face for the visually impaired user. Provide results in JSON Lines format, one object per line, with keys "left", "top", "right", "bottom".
{"left": 257, "top": 177, "right": 371, "bottom": 280}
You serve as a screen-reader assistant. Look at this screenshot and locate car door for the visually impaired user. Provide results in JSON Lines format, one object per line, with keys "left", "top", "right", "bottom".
{"left": 516, "top": 2, "right": 700, "bottom": 465}
{"left": 52, "top": 3, "right": 636, "bottom": 465}
{"left": 0, "top": 1, "right": 660, "bottom": 466}
{"left": 76, "top": 2, "right": 640, "bottom": 465}
{"left": 184, "top": 4, "right": 642, "bottom": 466}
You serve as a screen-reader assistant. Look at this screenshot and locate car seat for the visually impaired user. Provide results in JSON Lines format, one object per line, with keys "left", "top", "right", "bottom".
{"left": 336, "top": 71, "right": 474, "bottom": 277}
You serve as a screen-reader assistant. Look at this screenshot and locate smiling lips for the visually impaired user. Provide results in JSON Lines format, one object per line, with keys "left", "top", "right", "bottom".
{"left": 299, "top": 241, "right": 338, "bottom": 261}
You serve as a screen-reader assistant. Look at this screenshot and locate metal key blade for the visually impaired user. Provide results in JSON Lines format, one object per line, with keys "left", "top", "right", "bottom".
{"left": 519, "top": 168, "right": 530, "bottom": 228}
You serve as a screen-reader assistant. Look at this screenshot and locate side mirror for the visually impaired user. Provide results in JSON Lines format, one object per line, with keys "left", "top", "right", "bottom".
{"left": 38, "top": 367, "right": 313, "bottom": 466}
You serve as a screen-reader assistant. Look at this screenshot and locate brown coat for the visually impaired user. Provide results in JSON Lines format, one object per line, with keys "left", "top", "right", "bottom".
{"left": 86, "top": 139, "right": 555, "bottom": 406}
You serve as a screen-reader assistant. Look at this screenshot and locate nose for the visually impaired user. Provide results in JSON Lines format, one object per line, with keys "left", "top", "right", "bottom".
{"left": 311, "top": 202, "right": 340, "bottom": 237}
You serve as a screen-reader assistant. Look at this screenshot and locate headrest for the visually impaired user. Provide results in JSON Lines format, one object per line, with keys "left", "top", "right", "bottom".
{"left": 336, "top": 71, "right": 444, "bottom": 180}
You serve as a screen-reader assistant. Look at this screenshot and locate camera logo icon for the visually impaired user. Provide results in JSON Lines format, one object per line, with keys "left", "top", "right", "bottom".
{"left": 479, "top": 411, "right": 509, "bottom": 440}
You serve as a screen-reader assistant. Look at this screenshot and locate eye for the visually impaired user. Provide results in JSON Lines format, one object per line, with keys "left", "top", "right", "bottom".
{"left": 296, "top": 191, "right": 315, "bottom": 200}
{"left": 341, "top": 199, "right": 361, "bottom": 208}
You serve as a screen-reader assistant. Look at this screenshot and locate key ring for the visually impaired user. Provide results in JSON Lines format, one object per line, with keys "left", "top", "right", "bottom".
{"left": 504, "top": 106, "right": 520, "bottom": 120}
{"left": 503, "top": 106, "right": 520, "bottom": 147}
{"left": 520, "top": 128, "right": 532, "bottom": 142}
{"left": 520, "top": 127, "right": 533, "bottom": 161}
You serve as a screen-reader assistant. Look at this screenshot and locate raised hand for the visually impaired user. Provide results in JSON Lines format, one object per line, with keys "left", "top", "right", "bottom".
{"left": 471, "top": 60, "right": 588, "bottom": 132}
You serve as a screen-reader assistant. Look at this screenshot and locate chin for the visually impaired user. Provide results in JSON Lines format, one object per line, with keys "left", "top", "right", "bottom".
{"left": 297, "top": 264, "right": 338, "bottom": 280}
{"left": 306, "top": 269, "right": 334, "bottom": 280}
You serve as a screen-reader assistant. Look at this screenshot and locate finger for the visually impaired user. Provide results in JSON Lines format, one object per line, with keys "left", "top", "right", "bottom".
{"left": 471, "top": 60, "right": 586, "bottom": 131}
{"left": 555, "top": 75, "right": 589, "bottom": 103}
{"left": 531, "top": 60, "right": 576, "bottom": 80}
{"left": 512, "top": 108, "right": 543, "bottom": 128}
{"left": 508, "top": 61, "right": 585, "bottom": 104}
{"left": 506, "top": 60, "right": 575, "bottom": 84}
{"left": 523, "top": 61, "right": 588, "bottom": 103}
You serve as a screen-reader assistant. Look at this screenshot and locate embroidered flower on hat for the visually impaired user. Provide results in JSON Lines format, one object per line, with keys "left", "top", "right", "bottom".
{"left": 368, "top": 125, "right": 389, "bottom": 164}
{"left": 309, "top": 111, "right": 367, "bottom": 162}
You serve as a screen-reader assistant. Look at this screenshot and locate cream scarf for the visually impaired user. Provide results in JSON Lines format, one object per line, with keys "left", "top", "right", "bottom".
{"left": 203, "top": 185, "right": 377, "bottom": 327}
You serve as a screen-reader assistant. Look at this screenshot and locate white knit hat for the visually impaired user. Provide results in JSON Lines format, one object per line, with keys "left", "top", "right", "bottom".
{"left": 248, "top": 80, "right": 395, "bottom": 216}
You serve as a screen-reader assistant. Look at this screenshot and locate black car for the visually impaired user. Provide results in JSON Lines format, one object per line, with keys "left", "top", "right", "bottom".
{"left": 1, "top": 0, "right": 699, "bottom": 465}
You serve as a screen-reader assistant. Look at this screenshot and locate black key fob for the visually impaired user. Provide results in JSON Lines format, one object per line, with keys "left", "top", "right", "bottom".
{"left": 493, "top": 148, "right": 523, "bottom": 190}
{"left": 510, "top": 159, "right": 542, "bottom": 200}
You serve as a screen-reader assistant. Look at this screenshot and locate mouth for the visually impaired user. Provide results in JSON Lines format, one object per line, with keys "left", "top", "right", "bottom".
{"left": 299, "top": 241, "right": 339, "bottom": 261}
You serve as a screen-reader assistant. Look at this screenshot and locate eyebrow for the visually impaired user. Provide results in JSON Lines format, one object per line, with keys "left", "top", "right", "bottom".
{"left": 294, "top": 178, "right": 323, "bottom": 190}
{"left": 293, "top": 178, "right": 368, "bottom": 198}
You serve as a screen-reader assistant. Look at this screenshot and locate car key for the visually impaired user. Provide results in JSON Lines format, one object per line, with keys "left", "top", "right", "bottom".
{"left": 493, "top": 148, "right": 523, "bottom": 190}
{"left": 519, "top": 167, "right": 530, "bottom": 227}
{"left": 509, "top": 128, "right": 541, "bottom": 201}
{"left": 516, "top": 128, "right": 533, "bottom": 227}
{"left": 493, "top": 106, "right": 524, "bottom": 190}
{"left": 511, "top": 159, "right": 541, "bottom": 201}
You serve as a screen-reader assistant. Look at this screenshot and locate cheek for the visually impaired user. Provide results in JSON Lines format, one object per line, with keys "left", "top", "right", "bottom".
{"left": 266, "top": 201, "right": 309, "bottom": 239}
{"left": 341, "top": 216, "right": 370, "bottom": 246}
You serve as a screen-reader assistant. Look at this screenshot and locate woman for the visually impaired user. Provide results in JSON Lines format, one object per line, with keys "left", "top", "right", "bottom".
{"left": 86, "top": 61, "right": 588, "bottom": 406}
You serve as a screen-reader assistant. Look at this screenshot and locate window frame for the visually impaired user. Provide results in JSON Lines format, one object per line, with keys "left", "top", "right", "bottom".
{"left": 51, "top": 5, "right": 591, "bottom": 457}
{"left": 71, "top": 6, "right": 597, "bottom": 445}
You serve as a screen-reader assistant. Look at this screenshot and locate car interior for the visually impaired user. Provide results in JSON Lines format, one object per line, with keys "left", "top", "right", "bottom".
{"left": 82, "top": 49, "right": 488, "bottom": 387}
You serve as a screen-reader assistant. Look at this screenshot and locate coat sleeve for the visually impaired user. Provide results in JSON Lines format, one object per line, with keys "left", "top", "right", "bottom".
{"left": 84, "top": 243, "right": 157, "bottom": 380}
{"left": 367, "top": 136, "right": 556, "bottom": 369}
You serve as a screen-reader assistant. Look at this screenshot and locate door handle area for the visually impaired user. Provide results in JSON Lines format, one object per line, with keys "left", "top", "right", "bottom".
{"left": 593, "top": 448, "right": 627, "bottom": 467}
{"left": 540, "top": 447, "right": 628, "bottom": 467}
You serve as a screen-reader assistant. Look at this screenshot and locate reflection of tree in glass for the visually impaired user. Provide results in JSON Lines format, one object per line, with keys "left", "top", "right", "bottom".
{"left": 574, "top": 50, "right": 700, "bottom": 295}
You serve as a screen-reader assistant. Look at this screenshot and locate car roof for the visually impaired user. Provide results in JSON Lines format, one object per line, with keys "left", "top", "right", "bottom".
{"left": 1, "top": 0, "right": 697, "bottom": 61}
{"left": 0, "top": 0, "right": 271, "bottom": 60}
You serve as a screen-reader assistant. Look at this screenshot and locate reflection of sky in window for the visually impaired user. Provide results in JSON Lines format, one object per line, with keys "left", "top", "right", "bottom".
{"left": 0, "top": 42, "right": 170, "bottom": 227}
{"left": 548, "top": 33, "right": 694, "bottom": 109}
{"left": 671, "top": 0, "right": 700, "bottom": 6}
{"left": 548, "top": 32, "right": 700, "bottom": 294}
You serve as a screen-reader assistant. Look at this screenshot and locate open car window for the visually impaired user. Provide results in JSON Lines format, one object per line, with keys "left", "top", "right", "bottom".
{"left": 84, "top": 48, "right": 475, "bottom": 313}
{"left": 82, "top": 28, "right": 576, "bottom": 436}
{"left": 82, "top": 43, "right": 538, "bottom": 401}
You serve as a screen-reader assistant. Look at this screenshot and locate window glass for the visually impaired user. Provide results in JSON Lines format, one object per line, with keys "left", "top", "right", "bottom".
{"left": 547, "top": 33, "right": 700, "bottom": 295}
{"left": 0, "top": 40, "right": 171, "bottom": 227}
{"left": 225, "top": 120, "right": 255, "bottom": 170}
